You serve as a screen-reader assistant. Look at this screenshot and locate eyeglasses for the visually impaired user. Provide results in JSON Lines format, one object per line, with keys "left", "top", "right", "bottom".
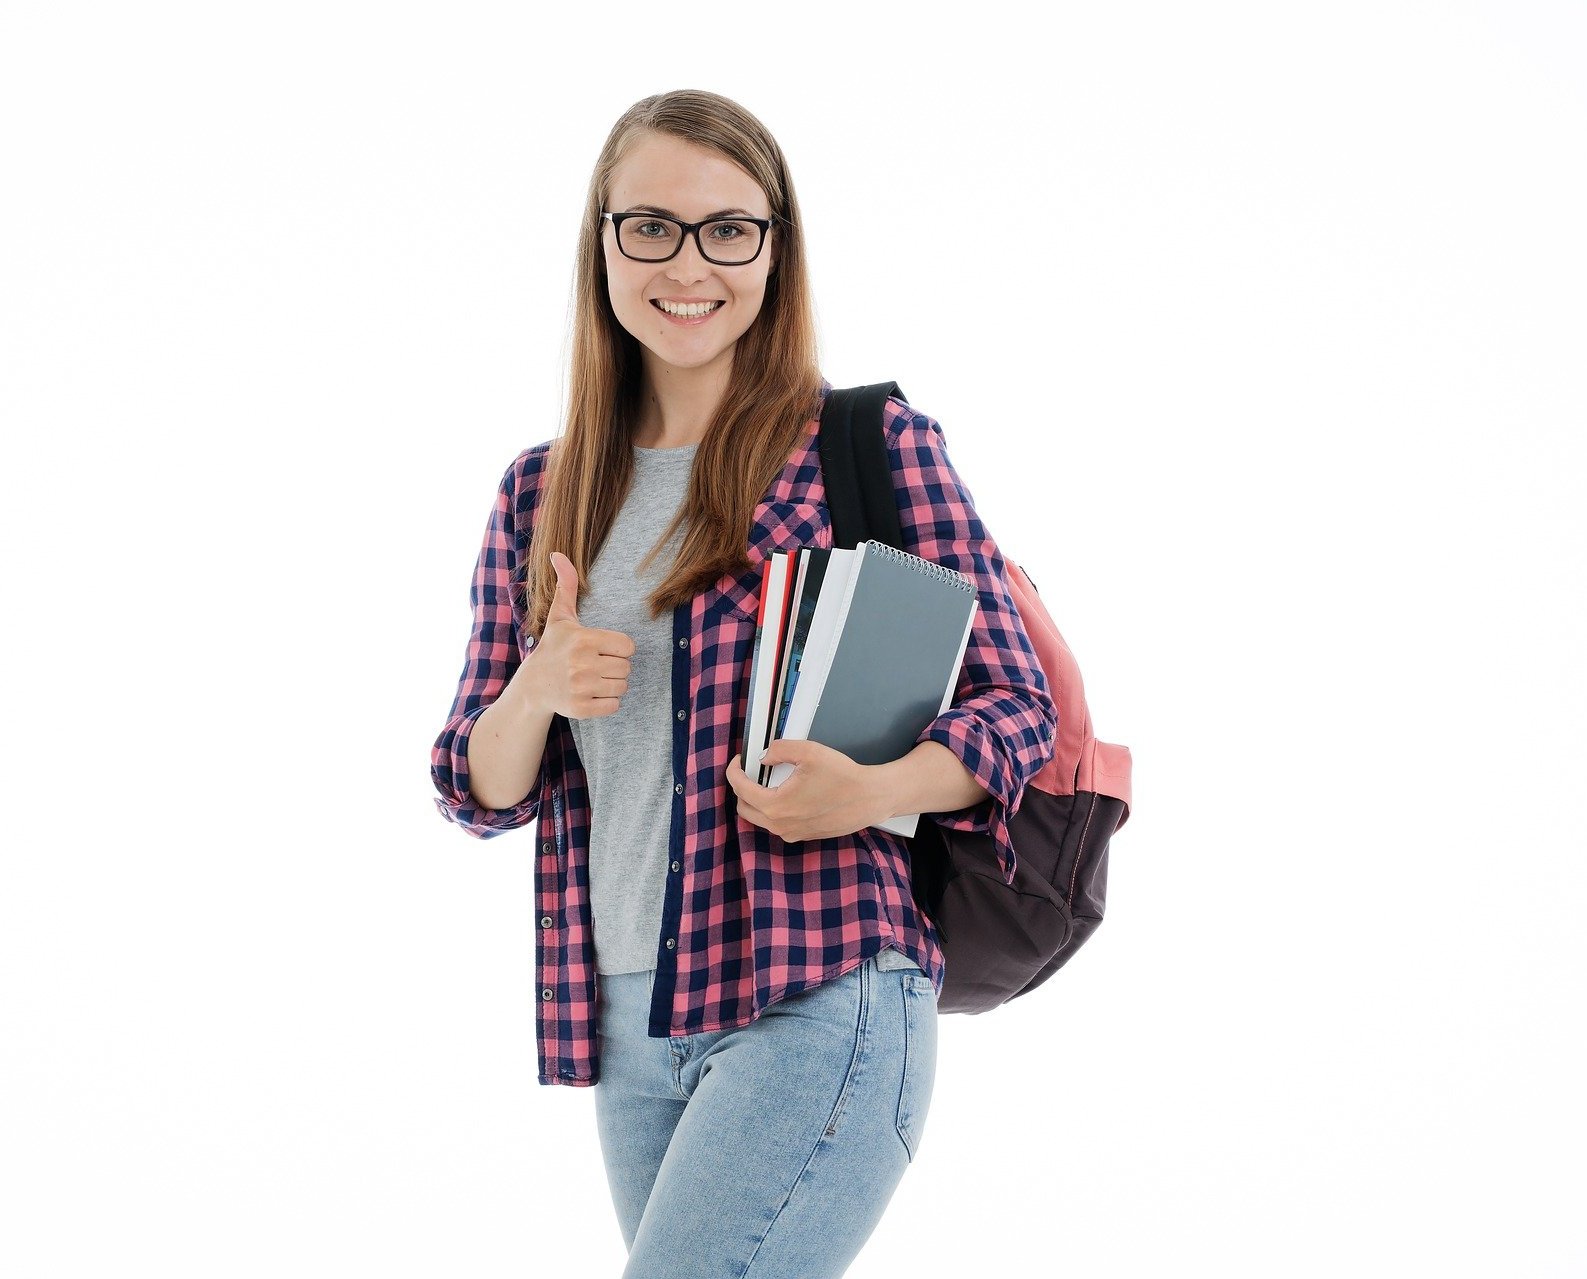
{"left": 601, "top": 211, "right": 775, "bottom": 265}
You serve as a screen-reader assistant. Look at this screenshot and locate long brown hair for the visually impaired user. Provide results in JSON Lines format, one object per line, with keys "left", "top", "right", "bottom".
{"left": 521, "top": 90, "right": 822, "bottom": 641}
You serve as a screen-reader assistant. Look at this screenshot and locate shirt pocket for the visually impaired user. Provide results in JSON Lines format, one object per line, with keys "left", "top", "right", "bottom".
{"left": 705, "top": 498, "right": 832, "bottom": 624}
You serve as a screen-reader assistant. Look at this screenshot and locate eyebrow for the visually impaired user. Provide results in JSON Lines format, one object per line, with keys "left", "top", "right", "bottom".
{"left": 622, "top": 204, "right": 762, "bottom": 220}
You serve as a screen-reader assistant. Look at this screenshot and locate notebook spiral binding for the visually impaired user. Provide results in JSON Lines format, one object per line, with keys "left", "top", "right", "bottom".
{"left": 864, "top": 539, "right": 976, "bottom": 594}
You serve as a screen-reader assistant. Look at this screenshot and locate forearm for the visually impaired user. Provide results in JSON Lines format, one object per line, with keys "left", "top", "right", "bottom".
{"left": 875, "top": 740, "right": 991, "bottom": 821}
{"left": 466, "top": 666, "right": 556, "bottom": 810}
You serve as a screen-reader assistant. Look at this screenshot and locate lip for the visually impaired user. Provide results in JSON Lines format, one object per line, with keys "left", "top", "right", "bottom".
{"left": 651, "top": 298, "right": 725, "bottom": 327}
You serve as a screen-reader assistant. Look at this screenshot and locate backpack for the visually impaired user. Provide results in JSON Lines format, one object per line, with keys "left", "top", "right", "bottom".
{"left": 817, "top": 381, "right": 1133, "bottom": 1014}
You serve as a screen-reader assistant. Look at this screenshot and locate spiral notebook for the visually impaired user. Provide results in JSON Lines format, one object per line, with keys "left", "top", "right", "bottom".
{"left": 762, "top": 540, "right": 979, "bottom": 838}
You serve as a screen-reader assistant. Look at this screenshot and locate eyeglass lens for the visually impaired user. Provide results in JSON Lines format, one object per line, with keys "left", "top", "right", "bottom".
{"left": 618, "top": 217, "right": 763, "bottom": 263}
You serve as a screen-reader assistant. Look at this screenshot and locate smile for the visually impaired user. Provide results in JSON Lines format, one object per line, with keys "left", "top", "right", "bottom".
{"left": 652, "top": 299, "right": 725, "bottom": 324}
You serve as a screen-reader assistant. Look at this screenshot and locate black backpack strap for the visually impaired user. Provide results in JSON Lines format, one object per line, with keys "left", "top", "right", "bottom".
{"left": 817, "top": 379, "right": 952, "bottom": 926}
{"left": 819, "top": 381, "right": 908, "bottom": 551}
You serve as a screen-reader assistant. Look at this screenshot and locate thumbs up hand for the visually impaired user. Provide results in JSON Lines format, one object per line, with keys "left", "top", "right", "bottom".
{"left": 522, "top": 551, "right": 637, "bottom": 721}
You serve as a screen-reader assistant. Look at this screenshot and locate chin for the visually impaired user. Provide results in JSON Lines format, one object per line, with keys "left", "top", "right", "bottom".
{"left": 648, "top": 336, "right": 738, "bottom": 368}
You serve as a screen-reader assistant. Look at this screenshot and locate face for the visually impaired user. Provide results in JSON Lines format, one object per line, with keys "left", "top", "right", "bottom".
{"left": 601, "top": 132, "right": 778, "bottom": 381}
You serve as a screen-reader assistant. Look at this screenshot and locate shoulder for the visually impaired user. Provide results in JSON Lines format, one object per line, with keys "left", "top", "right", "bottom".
{"left": 489, "top": 441, "right": 556, "bottom": 548}
{"left": 880, "top": 394, "right": 948, "bottom": 456}
{"left": 496, "top": 439, "right": 555, "bottom": 500}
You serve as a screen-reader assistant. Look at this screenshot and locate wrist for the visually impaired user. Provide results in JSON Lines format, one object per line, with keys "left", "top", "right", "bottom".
{"left": 503, "top": 652, "right": 554, "bottom": 722}
{"left": 861, "top": 763, "right": 892, "bottom": 827}
{"left": 872, "top": 753, "right": 913, "bottom": 822}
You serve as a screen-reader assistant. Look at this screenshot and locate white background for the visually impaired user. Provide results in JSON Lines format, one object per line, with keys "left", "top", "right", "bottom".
{"left": 4, "top": 2, "right": 1583, "bottom": 1275}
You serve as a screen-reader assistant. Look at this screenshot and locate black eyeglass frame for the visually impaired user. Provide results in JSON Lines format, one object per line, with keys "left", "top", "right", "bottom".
{"left": 600, "top": 210, "right": 777, "bottom": 265}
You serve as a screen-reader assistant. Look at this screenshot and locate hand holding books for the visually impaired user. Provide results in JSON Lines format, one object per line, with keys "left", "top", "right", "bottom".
{"left": 735, "top": 539, "right": 979, "bottom": 839}
{"left": 723, "top": 735, "right": 896, "bottom": 844}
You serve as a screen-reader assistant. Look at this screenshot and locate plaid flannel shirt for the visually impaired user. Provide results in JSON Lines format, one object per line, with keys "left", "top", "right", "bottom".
{"left": 431, "top": 378, "right": 1057, "bottom": 1085}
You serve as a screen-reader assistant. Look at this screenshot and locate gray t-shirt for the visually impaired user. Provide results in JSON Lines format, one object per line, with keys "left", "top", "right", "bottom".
{"left": 566, "top": 439, "right": 698, "bottom": 975}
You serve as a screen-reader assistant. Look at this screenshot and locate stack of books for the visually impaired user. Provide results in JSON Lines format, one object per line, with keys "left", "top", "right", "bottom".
{"left": 738, "top": 539, "right": 979, "bottom": 838}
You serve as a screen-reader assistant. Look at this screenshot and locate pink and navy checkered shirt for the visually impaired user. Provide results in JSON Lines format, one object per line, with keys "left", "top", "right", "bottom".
{"left": 431, "top": 378, "right": 1057, "bottom": 1086}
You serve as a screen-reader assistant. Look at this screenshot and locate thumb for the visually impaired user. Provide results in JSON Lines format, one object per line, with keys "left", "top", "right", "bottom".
{"left": 761, "top": 737, "right": 802, "bottom": 768}
{"left": 545, "top": 551, "right": 582, "bottom": 625}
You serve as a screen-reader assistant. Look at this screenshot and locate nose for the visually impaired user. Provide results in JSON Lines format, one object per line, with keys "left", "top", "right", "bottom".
{"left": 664, "top": 229, "right": 713, "bottom": 284}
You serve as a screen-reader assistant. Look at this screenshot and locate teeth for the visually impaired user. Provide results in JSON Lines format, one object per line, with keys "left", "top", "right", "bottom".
{"left": 656, "top": 299, "right": 723, "bottom": 317}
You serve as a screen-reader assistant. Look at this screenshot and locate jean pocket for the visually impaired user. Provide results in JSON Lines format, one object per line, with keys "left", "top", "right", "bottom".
{"left": 894, "top": 972, "right": 938, "bottom": 1162}
{"left": 875, "top": 944, "right": 934, "bottom": 994}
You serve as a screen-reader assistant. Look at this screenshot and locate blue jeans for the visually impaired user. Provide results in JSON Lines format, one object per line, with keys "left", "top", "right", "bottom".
{"left": 593, "top": 945, "right": 939, "bottom": 1277}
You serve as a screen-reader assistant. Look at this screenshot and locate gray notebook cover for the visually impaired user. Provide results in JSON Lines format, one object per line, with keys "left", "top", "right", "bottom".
{"left": 806, "top": 541, "right": 978, "bottom": 766}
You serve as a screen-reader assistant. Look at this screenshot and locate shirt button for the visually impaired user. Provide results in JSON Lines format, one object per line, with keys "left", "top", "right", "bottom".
{"left": 678, "top": 637, "right": 688, "bottom": 649}
{"left": 676, "top": 708, "right": 686, "bottom": 720}
{"left": 540, "top": 915, "right": 552, "bottom": 928}
{"left": 541, "top": 988, "right": 554, "bottom": 1000}
{"left": 665, "top": 938, "right": 676, "bottom": 949}
{"left": 542, "top": 840, "right": 552, "bottom": 854}
{"left": 670, "top": 861, "right": 680, "bottom": 872}
{"left": 674, "top": 782, "right": 684, "bottom": 794}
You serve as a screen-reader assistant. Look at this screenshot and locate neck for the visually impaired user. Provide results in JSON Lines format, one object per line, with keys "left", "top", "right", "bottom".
{"left": 632, "top": 353, "right": 733, "bottom": 449}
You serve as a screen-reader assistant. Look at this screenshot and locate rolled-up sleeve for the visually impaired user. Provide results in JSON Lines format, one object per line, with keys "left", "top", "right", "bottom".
{"left": 431, "top": 455, "right": 544, "bottom": 839}
{"left": 889, "top": 404, "right": 1057, "bottom": 884}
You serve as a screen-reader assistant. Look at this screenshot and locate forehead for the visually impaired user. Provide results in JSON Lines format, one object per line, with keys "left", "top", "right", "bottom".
{"left": 608, "top": 133, "right": 769, "bottom": 219}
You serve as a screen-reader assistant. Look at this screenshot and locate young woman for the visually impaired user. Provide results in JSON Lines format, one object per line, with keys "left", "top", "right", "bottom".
{"left": 431, "top": 89, "right": 1056, "bottom": 1275}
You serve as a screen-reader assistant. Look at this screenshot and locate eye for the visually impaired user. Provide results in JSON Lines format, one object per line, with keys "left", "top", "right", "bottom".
{"left": 634, "top": 220, "right": 669, "bottom": 238}
{"left": 708, "top": 221, "right": 748, "bottom": 240}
